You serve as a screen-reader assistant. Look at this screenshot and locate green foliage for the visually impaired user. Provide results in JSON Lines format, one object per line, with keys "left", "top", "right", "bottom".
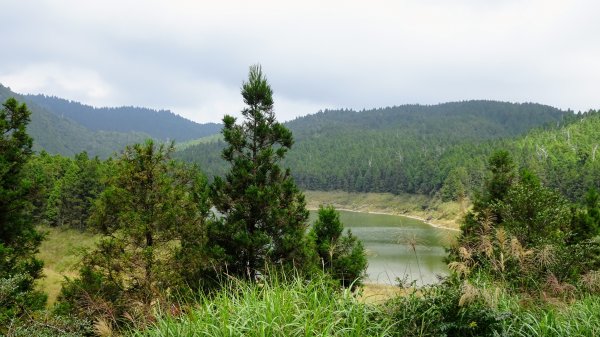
{"left": 2, "top": 310, "right": 93, "bottom": 337}
{"left": 58, "top": 140, "right": 210, "bottom": 325}
{"left": 0, "top": 98, "right": 46, "bottom": 326}
{"left": 177, "top": 100, "right": 568, "bottom": 196}
{"left": 440, "top": 167, "right": 468, "bottom": 202}
{"left": 451, "top": 150, "right": 600, "bottom": 294}
{"left": 500, "top": 294, "right": 600, "bottom": 337}
{"left": 384, "top": 280, "right": 508, "bottom": 337}
{"left": 22, "top": 152, "right": 72, "bottom": 223}
{"left": 208, "top": 65, "right": 314, "bottom": 280}
{"left": 310, "top": 205, "right": 368, "bottom": 288}
{"left": 570, "top": 188, "right": 600, "bottom": 243}
{"left": 499, "top": 170, "right": 571, "bottom": 246}
{"left": 481, "top": 150, "right": 516, "bottom": 208}
{"left": 44, "top": 152, "right": 103, "bottom": 230}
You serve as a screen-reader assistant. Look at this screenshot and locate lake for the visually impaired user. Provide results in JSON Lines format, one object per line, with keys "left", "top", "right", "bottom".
{"left": 309, "top": 210, "right": 455, "bottom": 285}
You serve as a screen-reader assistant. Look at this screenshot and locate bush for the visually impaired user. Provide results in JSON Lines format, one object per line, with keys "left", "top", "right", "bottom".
{"left": 383, "top": 279, "right": 509, "bottom": 337}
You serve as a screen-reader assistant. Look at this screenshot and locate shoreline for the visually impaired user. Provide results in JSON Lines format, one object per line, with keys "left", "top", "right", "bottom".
{"left": 306, "top": 206, "right": 460, "bottom": 232}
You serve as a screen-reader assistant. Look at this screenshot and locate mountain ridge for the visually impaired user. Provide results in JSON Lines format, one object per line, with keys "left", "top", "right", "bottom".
{"left": 0, "top": 84, "right": 223, "bottom": 157}
{"left": 25, "top": 94, "right": 221, "bottom": 142}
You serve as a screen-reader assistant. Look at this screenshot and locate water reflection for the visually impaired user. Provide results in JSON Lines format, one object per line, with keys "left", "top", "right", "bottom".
{"left": 309, "top": 210, "right": 455, "bottom": 285}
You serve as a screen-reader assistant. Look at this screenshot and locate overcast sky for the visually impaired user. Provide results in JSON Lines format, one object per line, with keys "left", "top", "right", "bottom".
{"left": 1, "top": 0, "right": 599, "bottom": 123}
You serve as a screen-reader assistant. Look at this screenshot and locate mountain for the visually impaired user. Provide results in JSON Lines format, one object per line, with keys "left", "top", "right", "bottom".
{"left": 25, "top": 94, "right": 221, "bottom": 142}
{"left": 0, "top": 84, "right": 150, "bottom": 158}
{"left": 0, "top": 85, "right": 223, "bottom": 158}
{"left": 175, "top": 100, "right": 573, "bottom": 195}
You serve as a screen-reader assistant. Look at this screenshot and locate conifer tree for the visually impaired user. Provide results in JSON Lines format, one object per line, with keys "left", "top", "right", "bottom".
{"left": 0, "top": 98, "right": 46, "bottom": 323}
{"left": 209, "top": 65, "right": 313, "bottom": 280}
{"left": 60, "top": 140, "right": 210, "bottom": 318}
{"left": 310, "top": 205, "right": 367, "bottom": 288}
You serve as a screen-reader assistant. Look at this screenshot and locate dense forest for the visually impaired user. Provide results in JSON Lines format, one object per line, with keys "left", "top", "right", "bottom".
{"left": 176, "top": 101, "right": 580, "bottom": 196}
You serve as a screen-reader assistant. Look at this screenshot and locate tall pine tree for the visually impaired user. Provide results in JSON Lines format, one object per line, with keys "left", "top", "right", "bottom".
{"left": 209, "top": 65, "right": 313, "bottom": 280}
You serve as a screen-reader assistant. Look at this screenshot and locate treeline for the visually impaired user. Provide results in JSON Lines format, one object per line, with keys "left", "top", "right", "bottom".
{"left": 175, "top": 100, "right": 574, "bottom": 196}
{"left": 0, "top": 84, "right": 222, "bottom": 158}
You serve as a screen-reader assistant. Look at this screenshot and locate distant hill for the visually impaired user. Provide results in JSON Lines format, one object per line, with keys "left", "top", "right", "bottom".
{"left": 0, "top": 84, "right": 149, "bottom": 158}
{"left": 175, "top": 100, "right": 573, "bottom": 195}
{"left": 25, "top": 94, "right": 221, "bottom": 142}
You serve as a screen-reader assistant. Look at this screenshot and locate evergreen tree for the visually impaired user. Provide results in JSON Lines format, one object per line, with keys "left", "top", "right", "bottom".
{"left": 310, "top": 205, "right": 367, "bottom": 288}
{"left": 440, "top": 167, "right": 468, "bottom": 202}
{"left": 59, "top": 140, "right": 210, "bottom": 320}
{"left": 570, "top": 188, "right": 600, "bottom": 243}
{"left": 45, "top": 152, "right": 103, "bottom": 230}
{"left": 498, "top": 170, "right": 571, "bottom": 246}
{"left": 482, "top": 150, "right": 516, "bottom": 208}
{"left": 209, "top": 65, "right": 313, "bottom": 280}
{"left": 0, "top": 98, "right": 46, "bottom": 325}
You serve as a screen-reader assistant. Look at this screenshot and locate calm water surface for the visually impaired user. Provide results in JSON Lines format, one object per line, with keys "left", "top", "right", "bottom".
{"left": 309, "top": 210, "right": 455, "bottom": 285}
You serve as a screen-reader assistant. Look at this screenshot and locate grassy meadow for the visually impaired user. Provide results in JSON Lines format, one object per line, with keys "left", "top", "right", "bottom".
{"left": 36, "top": 226, "right": 98, "bottom": 306}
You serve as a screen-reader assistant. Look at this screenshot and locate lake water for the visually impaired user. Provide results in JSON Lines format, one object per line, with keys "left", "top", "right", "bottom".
{"left": 309, "top": 210, "right": 454, "bottom": 285}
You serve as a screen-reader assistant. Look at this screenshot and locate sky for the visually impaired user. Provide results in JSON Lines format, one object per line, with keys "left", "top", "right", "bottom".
{"left": 1, "top": 0, "right": 599, "bottom": 123}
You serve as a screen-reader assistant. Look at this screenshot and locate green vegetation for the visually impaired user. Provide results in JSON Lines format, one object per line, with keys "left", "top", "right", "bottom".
{"left": 58, "top": 140, "right": 211, "bottom": 323}
{"left": 0, "top": 84, "right": 221, "bottom": 158}
{"left": 176, "top": 100, "right": 570, "bottom": 196}
{"left": 134, "top": 275, "right": 388, "bottom": 337}
{"left": 0, "top": 98, "right": 46, "bottom": 327}
{"left": 0, "top": 84, "right": 149, "bottom": 158}
{"left": 310, "top": 206, "right": 367, "bottom": 288}
{"left": 25, "top": 94, "right": 221, "bottom": 142}
{"left": 3, "top": 67, "right": 600, "bottom": 337}
{"left": 208, "top": 65, "right": 317, "bottom": 280}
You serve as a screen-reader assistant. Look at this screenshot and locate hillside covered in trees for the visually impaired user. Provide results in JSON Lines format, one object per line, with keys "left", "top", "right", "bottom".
{"left": 25, "top": 94, "right": 221, "bottom": 142}
{"left": 0, "top": 85, "right": 221, "bottom": 158}
{"left": 175, "top": 100, "right": 574, "bottom": 196}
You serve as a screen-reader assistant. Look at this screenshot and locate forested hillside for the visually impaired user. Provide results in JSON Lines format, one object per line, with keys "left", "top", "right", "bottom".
{"left": 175, "top": 100, "right": 572, "bottom": 195}
{"left": 26, "top": 94, "right": 221, "bottom": 141}
{"left": 439, "top": 109, "right": 600, "bottom": 201}
{"left": 0, "top": 84, "right": 149, "bottom": 157}
{"left": 0, "top": 85, "right": 222, "bottom": 157}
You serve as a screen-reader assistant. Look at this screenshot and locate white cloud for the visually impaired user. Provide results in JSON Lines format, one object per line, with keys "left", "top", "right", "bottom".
{"left": 0, "top": 63, "right": 113, "bottom": 105}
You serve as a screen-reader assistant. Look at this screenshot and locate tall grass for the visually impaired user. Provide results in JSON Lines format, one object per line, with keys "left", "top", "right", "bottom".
{"left": 502, "top": 295, "right": 600, "bottom": 337}
{"left": 134, "top": 275, "right": 392, "bottom": 337}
